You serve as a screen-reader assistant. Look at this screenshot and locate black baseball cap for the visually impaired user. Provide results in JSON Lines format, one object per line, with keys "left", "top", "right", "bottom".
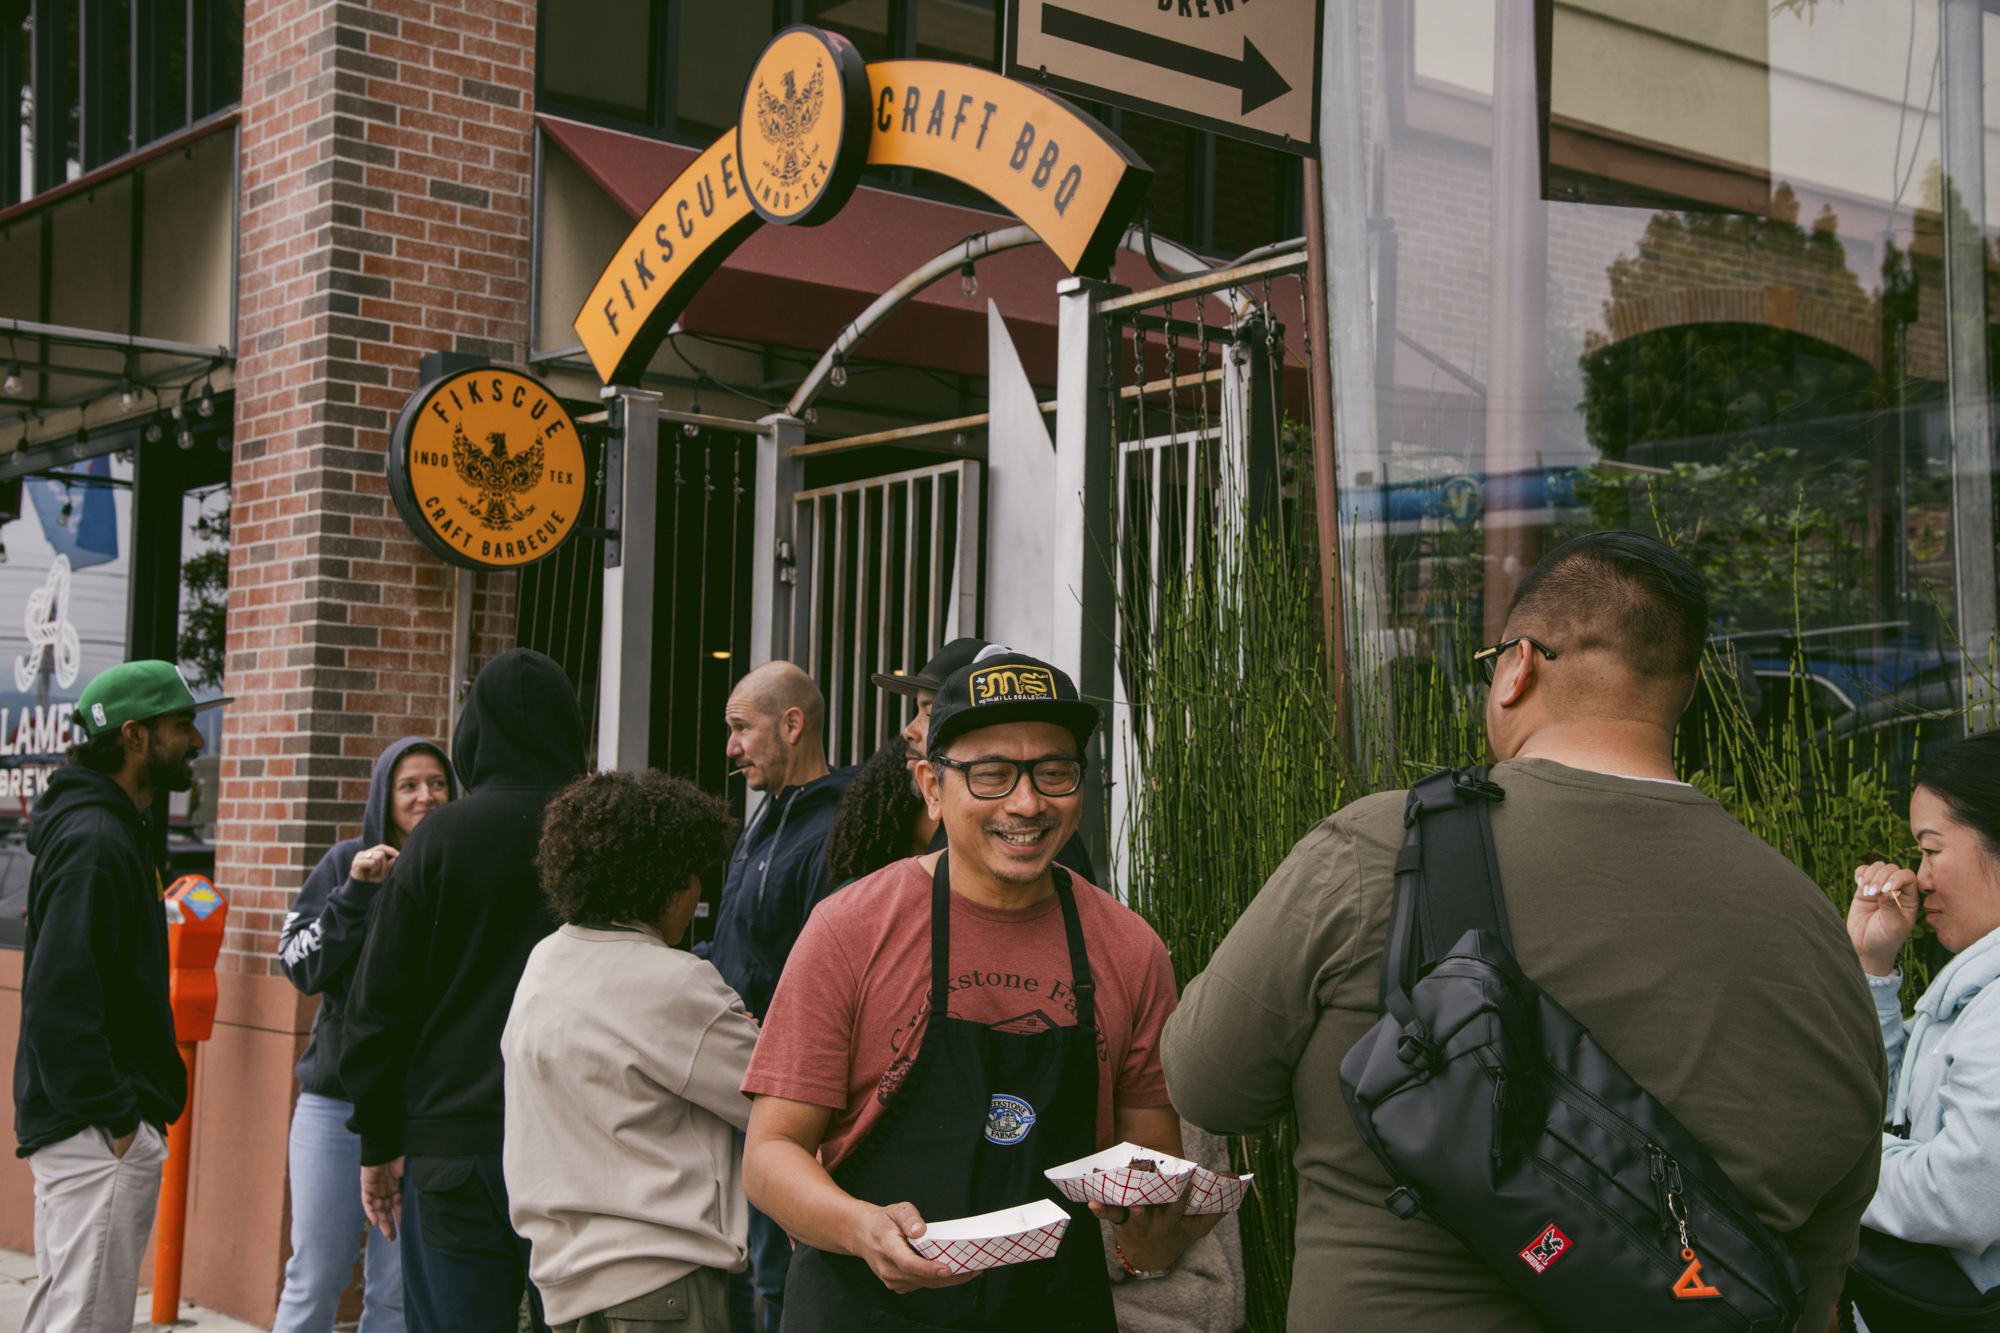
{"left": 927, "top": 649, "right": 1101, "bottom": 756}
{"left": 873, "top": 636, "right": 990, "bottom": 699}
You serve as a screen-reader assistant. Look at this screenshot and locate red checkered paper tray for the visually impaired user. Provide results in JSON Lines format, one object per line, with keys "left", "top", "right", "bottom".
{"left": 906, "top": 1200, "right": 1072, "bottom": 1274}
{"left": 1044, "top": 1142, "right": 1253, "bottom": 1215}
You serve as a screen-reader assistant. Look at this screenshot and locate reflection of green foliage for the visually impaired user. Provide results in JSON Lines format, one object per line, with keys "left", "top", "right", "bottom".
{"left": 178, "top": 507, "right": 229, "bottom": 690}
{"left": 1581, "top": 323, "right": 1879, "bottom": 463}
{"left": 1572, "top": 443, "right": 1873, "bottom": 630}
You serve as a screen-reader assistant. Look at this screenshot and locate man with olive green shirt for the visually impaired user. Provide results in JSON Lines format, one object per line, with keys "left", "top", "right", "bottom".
{"left": 1160, "top": 532, "right": 1887, "bottom": 1332}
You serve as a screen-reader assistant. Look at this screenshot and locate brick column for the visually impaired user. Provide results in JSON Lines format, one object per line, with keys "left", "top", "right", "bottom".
{"left": 192, "top": 0, "right": 534, "bottom": 1317}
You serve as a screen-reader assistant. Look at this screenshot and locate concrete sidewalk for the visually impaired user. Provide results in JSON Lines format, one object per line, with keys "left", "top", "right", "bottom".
{"left": 0, "top": 1247, "right": 267, "bottom": 1332}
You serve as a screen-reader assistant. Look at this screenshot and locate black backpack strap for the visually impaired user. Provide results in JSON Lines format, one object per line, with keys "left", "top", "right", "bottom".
{"left": 1380, "top": 768, "right": 1511, "bottom": 1015}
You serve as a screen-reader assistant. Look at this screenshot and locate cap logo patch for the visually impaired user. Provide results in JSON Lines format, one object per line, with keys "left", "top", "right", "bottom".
{"left": 91, "top": 703, "right": 106, "bottom": 726}
{"left": 970, "top": 664, "right": 1056, "bottom": 705}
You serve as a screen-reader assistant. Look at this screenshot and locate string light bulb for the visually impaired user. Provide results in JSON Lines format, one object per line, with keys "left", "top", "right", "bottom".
{"left": 961, "top": 259, "right": 978, "bottom": 298}
{"left": 830, "top": 354, "right": 847, "bottom": 389}
{"left": 119, "top": 380, "right": 137, "bottom": 412}
{"left": 197, "top": 381, "right": 215, "bottom": 418}
{"left": 3, "top": 362, "right": 20, "bottom": 396}
{"left": 176, "top": 424, "right": 194, "bottom": 450}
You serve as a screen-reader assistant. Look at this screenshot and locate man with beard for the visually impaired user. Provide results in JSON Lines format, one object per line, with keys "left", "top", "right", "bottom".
{"left": 15, "top": 661, "right": 226, "bottom": 1333}
{"left": 873, "top": 638, "right": 1095, "bottom": 884}
{"left": 744, "top": 650, "right": 1213, "bottom": 1332}
{"left": 699, "top": 659, "right": 851, "bottom": 1333}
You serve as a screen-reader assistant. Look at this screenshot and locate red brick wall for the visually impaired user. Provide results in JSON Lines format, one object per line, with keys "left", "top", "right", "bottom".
{"left": 223, "top": 0, "right": 534, "bottom": 979}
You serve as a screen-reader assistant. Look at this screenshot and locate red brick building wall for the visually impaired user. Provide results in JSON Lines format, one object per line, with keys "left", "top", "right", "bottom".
{"left": 174, "top": 0, "right": 536, "bottom": 1315}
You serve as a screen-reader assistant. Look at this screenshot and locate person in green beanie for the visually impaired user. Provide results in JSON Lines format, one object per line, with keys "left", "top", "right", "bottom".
{"left": 15, "top": 660, "right": 227, "bottom": 1333}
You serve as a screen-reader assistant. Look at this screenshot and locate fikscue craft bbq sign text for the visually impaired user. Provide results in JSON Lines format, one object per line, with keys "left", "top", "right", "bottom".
{"left": 577, "top": 25, "right": 1153, "bottom": 386}
{"left": 387, "top": 367, "right": 588, "bottom": 571}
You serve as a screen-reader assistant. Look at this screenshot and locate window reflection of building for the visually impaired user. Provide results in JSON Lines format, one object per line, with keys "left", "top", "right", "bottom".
{"left": 1363, "top": 0, "right": 1999, "bottom": 728}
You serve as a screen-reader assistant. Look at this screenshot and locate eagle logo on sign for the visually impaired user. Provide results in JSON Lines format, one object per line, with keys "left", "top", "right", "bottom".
{"left": 755, "top": 61, "right": 824, "bottom": 188}
{"left": 452, "top": 425, "right": 544, "bottom": 531}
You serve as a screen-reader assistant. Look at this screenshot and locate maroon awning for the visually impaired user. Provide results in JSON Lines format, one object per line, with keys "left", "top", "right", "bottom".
{"left": 539, "top": 115, "right": 1250, "bottom": 390}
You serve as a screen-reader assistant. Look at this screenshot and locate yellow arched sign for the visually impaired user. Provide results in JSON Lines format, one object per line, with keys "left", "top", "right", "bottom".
{"left": 577, "top": 31, "right": 1153, "bottom": 387}
{"left": 387, "top": 367, "right": 588, "bottom": 570}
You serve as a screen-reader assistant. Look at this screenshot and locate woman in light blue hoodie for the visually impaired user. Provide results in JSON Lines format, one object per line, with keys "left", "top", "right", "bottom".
{"left": 1845, "top": 730, "right": 2000, "bottom": 1328}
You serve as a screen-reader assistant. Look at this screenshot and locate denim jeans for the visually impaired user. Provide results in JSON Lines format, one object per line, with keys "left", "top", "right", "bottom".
{"left": 272, "top": 1092, "right": 403, "bottom": 1333}
{"left": 402, "top": 1151, "right": 546, "bottom": 1333}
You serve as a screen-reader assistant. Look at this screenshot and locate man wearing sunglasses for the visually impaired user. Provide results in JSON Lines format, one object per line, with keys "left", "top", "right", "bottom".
{"left": 742, "top": 649, "right": 1214, "bottom": 1331}
{"left": 1159, "top": 530, "right": 1887, "bottom": 1332}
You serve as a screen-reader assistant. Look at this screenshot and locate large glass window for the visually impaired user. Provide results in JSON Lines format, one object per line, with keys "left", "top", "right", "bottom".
{"left": 1335, "top": 0, "right": 2000, "bottom": 763}
{"left": 0, "top": 0, "right": 240, "bottom": 204}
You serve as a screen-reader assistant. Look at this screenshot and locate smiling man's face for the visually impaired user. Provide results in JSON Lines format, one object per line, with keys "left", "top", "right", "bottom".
{"left": 921, "top": 719, "right": 1080, "bottom": 888}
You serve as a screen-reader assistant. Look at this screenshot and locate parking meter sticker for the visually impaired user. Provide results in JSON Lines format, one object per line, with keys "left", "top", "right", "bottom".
{"left": 183, "top": 886, "right": 222, "bottom": 920}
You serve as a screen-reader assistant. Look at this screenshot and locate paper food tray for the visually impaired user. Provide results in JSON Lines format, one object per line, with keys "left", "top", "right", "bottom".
{"left": 907, "top": 1200, "right": 1072, "bottom": 1274}
{"left": 1045, "top": 1141, "right": 1253, "bottom": 1215}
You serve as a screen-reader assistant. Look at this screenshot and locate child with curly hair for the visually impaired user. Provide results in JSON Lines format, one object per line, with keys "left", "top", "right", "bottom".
{"left": 502, "top": 769, "right": 750, "bottom": 1333}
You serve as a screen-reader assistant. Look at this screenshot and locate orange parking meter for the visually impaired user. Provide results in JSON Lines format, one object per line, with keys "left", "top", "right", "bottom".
{"left": 152, "top": 874, "right": 227, "bottom": 1324}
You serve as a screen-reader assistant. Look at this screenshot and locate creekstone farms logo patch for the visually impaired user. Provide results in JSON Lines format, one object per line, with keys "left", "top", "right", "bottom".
{"left": 393, "top": 368, "right": 587, "bottom": 570}
{"left": 969, "top": 664, "right": 1057, "bottom": 705}
{"left": 985, "top": 1094, "right": 1037, "bottom": 1145}
{"left": 1519, "top": 1223, "right": 1572, "bottom": 1275}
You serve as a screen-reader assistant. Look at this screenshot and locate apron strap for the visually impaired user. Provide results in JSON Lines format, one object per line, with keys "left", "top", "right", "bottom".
{"left": 929, "top": 853, "right": 1095, "bottom": 1031}
{"left": 1052, "top": 868, "right": 1095, "bottom": 1032}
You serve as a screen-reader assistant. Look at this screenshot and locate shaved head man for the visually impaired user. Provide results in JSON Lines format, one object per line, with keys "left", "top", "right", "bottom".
{"left": 1164, "top": 531, "right": 1887, "bottom": 1332}
{"left": 700, "top": 659, "right": 853, "bottom": 1333}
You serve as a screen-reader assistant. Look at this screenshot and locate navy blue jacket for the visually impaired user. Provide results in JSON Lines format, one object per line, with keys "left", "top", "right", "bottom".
{"left": 700, "top": 767, "right": 853, "bottom": 1017}
{"left": 279, "top": 736, "right": 456, "bottom": 1100}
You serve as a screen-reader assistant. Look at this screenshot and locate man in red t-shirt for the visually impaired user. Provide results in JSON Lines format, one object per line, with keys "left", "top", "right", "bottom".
{"left": 743, "top": 649, "right": 1217, "bottom": 1331}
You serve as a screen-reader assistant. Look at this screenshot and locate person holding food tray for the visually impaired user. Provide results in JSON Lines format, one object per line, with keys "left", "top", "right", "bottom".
{"left": 741, "top": 649, "right": 1218, "bottom": 1330}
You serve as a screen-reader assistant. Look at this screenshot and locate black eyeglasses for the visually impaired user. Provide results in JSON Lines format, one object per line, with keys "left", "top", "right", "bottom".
{"left": 1472, "top": 635, "right": 1559, "bottom": 683}
{"left": 931, "top": 755, "right": 1085, "bottom": 800}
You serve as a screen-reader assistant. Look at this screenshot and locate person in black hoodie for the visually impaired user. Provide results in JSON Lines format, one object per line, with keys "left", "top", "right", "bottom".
{"left": 697, "top": 659, "right": 851, "bottom": 1333}
{"left": 339, "top": 650, "right": 584, "bottom": 1333}
{"left": 15, "top": 659, "right": 223, "bottom": 1333}
{"left": 272, "top": 735, "right": 455, "bottom": 1333}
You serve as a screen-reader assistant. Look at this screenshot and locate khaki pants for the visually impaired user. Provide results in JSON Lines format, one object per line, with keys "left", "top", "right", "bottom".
{"left": 553, "top": 1267, "right": 730, "bottom": 1333}
{"left": 22, "top": 1123, "right": 169, "bottom": 1333}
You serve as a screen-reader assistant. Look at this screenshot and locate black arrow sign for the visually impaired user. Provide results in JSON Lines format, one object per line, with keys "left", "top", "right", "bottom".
{"left": 1039, "top": 6, "right": 1292, "bottom": 116}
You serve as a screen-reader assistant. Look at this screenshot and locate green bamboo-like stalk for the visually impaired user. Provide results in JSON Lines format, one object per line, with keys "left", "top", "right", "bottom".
{"left": 1116, "top": 464, "right": 1937, "bottom": 1330}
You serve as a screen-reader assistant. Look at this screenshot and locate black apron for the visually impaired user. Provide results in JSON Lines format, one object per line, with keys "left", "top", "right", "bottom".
{"left": 781, "top": 855, "right": 1117, "bottom": 1333}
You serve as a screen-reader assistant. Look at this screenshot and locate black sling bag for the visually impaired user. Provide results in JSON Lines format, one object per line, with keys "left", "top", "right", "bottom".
{"left": 1339, "top": 768, "right": 1809, "bottom": 1332}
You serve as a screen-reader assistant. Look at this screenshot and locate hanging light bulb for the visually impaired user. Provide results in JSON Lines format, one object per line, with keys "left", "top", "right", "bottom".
{"left": 197, "top": 381, "right": 215, "bottom": 418}
{"left": 119, "top": 380, "right": 137, "bottom": 412}
{"left": 145, "top": 417, "right": 165, "bottom": 444}
{"left": 169, "top": 396, "right": 184, "bottom": 421}
{"left": 58, "top": 497, "right": 72, "bottom": 528}
{"left": 74, "top": 422, "right": 87, "bottom": 447}
{"left": 176, "top": 424, "right": 194, "bottom": 450}
{"left": 3, "top": 362, "right": 20, "bottom": 396}
{"left": 830, "top": 354, "right": 847, "bottom": 389}
{"left": 961, "top": 259, "right": 978, "bottom": 298}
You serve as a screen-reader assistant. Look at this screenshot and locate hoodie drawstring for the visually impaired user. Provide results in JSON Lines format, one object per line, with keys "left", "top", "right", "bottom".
{"left": 1890, "top": 1009, "right": 1934, "bottom": 1129}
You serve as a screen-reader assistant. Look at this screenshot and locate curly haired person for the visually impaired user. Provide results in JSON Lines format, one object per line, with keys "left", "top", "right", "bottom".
{"left": 502, "top": 769, "right": 753, "bottom": 1333}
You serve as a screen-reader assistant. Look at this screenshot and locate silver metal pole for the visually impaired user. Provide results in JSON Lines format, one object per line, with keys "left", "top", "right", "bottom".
{"left": 1319, "top": 0, "right": 1389, "bottom": 766}
{"left": 596, "top": 387, "right": 660, "bottom": 772}
{"left": 447, "top": 567, "right": 474, "bottom": 749}
{"left": 1941, "top": 0, "right": 1998, "bottom": 728}
{"left": 1053, "top": 275, "right": 1119, "bottom": 887}
{"left": 751, "top": 413, "right": 806, "bottom": 671}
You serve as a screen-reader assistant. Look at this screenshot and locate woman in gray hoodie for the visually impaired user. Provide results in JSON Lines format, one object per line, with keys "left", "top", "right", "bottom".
{"left": 274, "top": 737, "right": 456, "bottom": 1333}
{"left": 1846, "top": 730, "right": 2000, "bottom": 1324}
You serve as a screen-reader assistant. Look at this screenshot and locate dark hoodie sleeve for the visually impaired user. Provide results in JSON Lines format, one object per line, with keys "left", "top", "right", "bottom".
{"left": 19, "top": 826, "right": 143, "bottom": 1136}
{"left": 337, "top": 856, "right": 433, "bottom": 1164}
{"left": 279, "top": 842, "right": 382, "bottom": 997}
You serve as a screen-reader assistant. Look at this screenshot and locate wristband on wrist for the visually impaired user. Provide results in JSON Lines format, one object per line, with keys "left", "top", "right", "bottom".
{"left": 1115, "top": 1244, "right": 1177, "bottom": 1280}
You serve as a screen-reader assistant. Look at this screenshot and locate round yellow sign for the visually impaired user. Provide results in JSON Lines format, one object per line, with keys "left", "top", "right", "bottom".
{"left": 736, "top": 25, "right": 873, "bottom": 228}
{"left": 387, "top": 367, "right": 587, "bottom": 570}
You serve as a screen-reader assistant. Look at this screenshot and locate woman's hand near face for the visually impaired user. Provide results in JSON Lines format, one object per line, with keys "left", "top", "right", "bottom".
{"left": 1850, "top": 859, "right": 1920, "bottom": 977}
{"left": 350, "top": 843, "right": 399, "bottom": 884}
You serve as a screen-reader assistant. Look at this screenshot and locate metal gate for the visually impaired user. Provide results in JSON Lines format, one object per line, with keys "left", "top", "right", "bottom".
{"left": 792, "top": 458, "right": 981, "bottom": 769}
